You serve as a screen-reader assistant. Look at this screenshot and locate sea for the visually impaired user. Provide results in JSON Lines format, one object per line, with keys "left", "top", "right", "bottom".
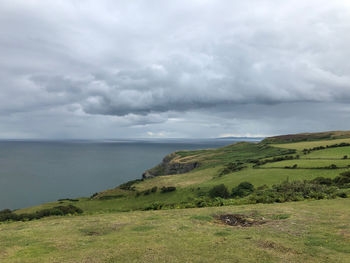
{"left": 0, "top": 138, "right": 262, "bottom": 210}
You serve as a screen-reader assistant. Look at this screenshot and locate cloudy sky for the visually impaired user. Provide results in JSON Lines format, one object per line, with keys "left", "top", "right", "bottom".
{"left": 1, "top": 0, "right": 350, "bottom": 139}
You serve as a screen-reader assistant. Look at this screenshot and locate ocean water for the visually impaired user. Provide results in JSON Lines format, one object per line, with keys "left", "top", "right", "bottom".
{"left": 0, "top": 138, "right": 260, "bottom": 210}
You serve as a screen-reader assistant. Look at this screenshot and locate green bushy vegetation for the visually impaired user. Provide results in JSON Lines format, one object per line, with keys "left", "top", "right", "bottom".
{"left": 209, "top": 184, "right": 230, "bottom": 198}
{"left": 140, "top": 172, "right": 350, "bottom": 211}
{"left": 219, "top": 162, "right": 246, "bottom": 175}
{"left": 231, "top": 181, "right": 255, "bottom": 197}
{"left": 119, "top": 179, "right": 142, "bottom": 190}
{"left": 0, "top": 205, "right": 82, "bottom": 222}
{"left": 160, "top": 186, "right": 176, "bottom": 193}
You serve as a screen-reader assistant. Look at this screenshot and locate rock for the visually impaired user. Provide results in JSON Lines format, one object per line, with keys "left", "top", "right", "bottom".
{"left": 142, "top": 171, "right": 154, "bottom": 179}
{"left": 141, "top": 152, "right": 200, "bottom": 179}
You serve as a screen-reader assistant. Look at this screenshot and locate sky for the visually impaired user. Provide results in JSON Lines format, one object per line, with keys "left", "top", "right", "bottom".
{"left": 1, "top": 0, "right": 350, "bottom": 139}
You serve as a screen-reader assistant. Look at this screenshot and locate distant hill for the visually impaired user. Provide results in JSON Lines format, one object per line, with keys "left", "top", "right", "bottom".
{"left": 216, "top": 136, "right": 264, "bottom": 140}
{"left": 262, "top": 130, "right": 350, "bottom": 144}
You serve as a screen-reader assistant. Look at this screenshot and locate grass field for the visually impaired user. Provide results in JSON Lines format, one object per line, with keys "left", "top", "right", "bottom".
{"left": 300, "top": 146, "right": 350, "bottom": 159}
{"left": 261, "top": 159, "right": 350, "bottom": 168}
{"left": 272, "top": 138, "right": 350, "bottom": 151}
{"left": 2, "top": 132, "right": 350, "bottom": 262}
{"left": 1, "top": 199, "right": 350, "bottom": 263}
{"left": 0, "top": 199, "right": 350, "bottom": 263}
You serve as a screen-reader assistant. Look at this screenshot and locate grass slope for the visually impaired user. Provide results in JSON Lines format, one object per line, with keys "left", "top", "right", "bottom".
{"left": 15, "top": 137, "right": 350, "bottom": 214}
{"left": 272, "top": 138, "right": 350, "bottom": 151}
{"left": 1, "top": 199, "right": 349, "bottom": 263}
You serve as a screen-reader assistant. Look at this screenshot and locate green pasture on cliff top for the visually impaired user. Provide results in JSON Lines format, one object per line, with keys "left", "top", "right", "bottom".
{"left": 2, "top": 132, "right": 350, "bottom": 262}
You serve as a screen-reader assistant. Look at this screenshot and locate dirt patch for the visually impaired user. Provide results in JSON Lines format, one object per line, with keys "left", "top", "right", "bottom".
{"left": 217, "top": 214, "right": 266, "bottom": 227}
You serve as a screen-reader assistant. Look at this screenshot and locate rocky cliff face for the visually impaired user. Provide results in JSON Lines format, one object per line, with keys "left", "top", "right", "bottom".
{"left": 142, "top": 152, "right": 200, "bottom": 179}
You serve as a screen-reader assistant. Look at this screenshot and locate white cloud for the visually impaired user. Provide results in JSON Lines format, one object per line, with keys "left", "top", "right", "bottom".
{"left": 0, "top": 0, "right": 350, "bottom": 138}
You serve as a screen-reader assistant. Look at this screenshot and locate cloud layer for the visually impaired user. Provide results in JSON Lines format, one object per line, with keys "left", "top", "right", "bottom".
{"left": 1, "top": 0, "right": 350, "bottom": 138}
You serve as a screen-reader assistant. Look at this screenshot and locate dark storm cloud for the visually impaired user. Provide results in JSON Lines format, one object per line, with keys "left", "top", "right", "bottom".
{"left": 0, "top": 0, "right": 350, "bottom": 138}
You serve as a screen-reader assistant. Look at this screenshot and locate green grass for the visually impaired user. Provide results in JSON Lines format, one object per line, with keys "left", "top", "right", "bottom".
{"left": 261, "top": 159, "right": 350, "bottom": 168}
{"left": 200, "top": 167, "right": 345, "bottom": 189}
{"left": 16, "top": 165, "right": 347, "bottom": 215}
{"left": 300, "top": 146, "right": 350, "bottom": 159}
{"left": 262, "top": 130, "right": 350, "bottom": 144}
{"left": 1, "top": 199, "right": 349, "bottom": 262}
{"left": 272, "top": 138, "right": 350, "bottom": 150}
{"left": 167, "top": 142, "right": 294, "bottom": 169}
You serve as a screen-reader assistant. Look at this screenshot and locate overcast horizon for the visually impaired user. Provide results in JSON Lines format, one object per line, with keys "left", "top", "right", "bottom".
{"left": 1, "top": 0, "right": 350, "bottom": 139}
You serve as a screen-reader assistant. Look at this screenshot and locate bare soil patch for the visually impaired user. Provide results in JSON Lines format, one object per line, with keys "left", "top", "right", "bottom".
{"left": 217, "top": 214, "right": 266, "bottom": 227}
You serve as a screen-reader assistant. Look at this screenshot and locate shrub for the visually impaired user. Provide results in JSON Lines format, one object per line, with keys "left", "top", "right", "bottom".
{"left": 337, "top": 192, "right": 348, "bottom": 198}
{"left": 209, "top": 184, "right": 230, "bottom": 199}
{"left": 232, "top": 182, "right": 254, "bottom": 197}
{"left": 160, "top": 186, "right": 176, "bottom": 193}
{"left": 151, "top": 186, "right": 158, "bottom": 193}
{"left": 328, "top": 164, "right": 337, "bottom": 169}
{"left": 144, "top": 202, "right": 164, "bottom": 210}
{"left": 98, "top": 195, "right": 124, "bottom": 200}
{"left": 143, "top": 189, "right": 151, "bottom": 195}
{"left": 90, "top": 192, "right": 98, "bottom": 199}
{"left": 0, "top": 205, "right": 83, "bottom": 222}
{"left": 333, "top": 171, "right": 350, "bottom": 187}
{"left": 220, "top": 162, "right": 246, "bottom": 175}
{"left": 119, "top": 179, "right": 142, "bottom": 190}
{"left": 310, "top": 177, "right": 333, "bottom": 186}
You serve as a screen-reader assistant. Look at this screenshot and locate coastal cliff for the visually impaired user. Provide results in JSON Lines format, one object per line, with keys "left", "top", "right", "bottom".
{"left": 142, "top": 152, "right": 200, "bottom": 179}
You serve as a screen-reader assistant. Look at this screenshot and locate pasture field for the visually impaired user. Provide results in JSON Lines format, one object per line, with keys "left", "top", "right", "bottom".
{"left": 16, "top": 166, "right": 347, "bottom": 215}
{"left": 300, "top": 146, "right": 350, "bottom": 159}
{"left": 1, "top": 199, "right": 350, "bottom": 263}
{"left": 261, "top": 159, "right": 350, "bottom": 168}
{"left": 272, "top": 138, "right": 350, "bottom": 150}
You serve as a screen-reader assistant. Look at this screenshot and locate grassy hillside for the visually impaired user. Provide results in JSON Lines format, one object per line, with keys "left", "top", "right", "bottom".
{"left": 272, "top": 138, "right": 350, "bottom": 151}
{"left": 1, "top": 131, "right": 350, "bottom": 262}
{"left": 1, "top": 199, "right": 349, "bottom": 262}
{"left": 262, "top": 130, "right": 350, "bottom": 144}
{"left": 13, "top": 134, "right": 350, "bottom": 214}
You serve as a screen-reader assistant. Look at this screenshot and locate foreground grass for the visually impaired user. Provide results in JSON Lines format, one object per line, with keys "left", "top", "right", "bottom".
{"left": 1, "top": 199, "right": 349, "bottom": 263}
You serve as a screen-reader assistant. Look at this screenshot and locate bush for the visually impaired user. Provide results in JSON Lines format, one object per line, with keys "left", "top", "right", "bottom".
{"left": 232, "top": 182, "right": 254, "bottom": 197}
{"left": 160, "top": 186, "right": 176, "bottom": 193}
{"left": 328, "top": 164, "right": 337, "bottom": 169}
{"left": 144, "top": 202, "right": 164, "bottom": 210}
{"left": 90, "top": 192, "right": 98, "bottom": 199}
{"left": 310, "top": 177, "right": 333, "bottom": 186}
{"left": 0, "top": 205, "right": 83, "bottom": 222}
{"left": 337, "top": 192, "right": 348, "bottom": 198}
{"left": 151, "top": 186, "right": 158, "bottom": 193}
{"left": 209, "top": 184, "right": 230, "bottom": 199}
{"left": 119, "top": 179, "right": 142, "bottom": 190}
{"left": 220, "top": 162, "right": 246, "bottom": 175}
{"left": 333, "top": 171, "right": 350, "bottom": 187}
{"left": 143, "top": 189, "right": 151, "bottom": 195}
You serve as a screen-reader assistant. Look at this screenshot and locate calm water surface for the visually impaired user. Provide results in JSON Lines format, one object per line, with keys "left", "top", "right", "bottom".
{"left": 0, "top": 138, "right": 260, "bottom": 210}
